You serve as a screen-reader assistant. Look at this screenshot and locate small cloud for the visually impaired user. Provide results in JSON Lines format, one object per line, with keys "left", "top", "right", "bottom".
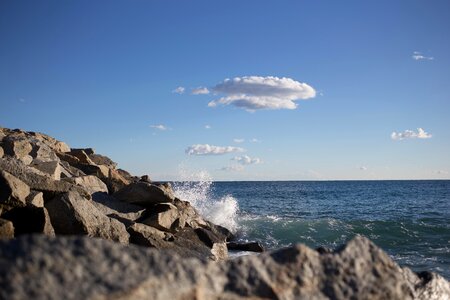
{"left": 150, "top": 124, "right": 170, "bottom": 131}
{"left": 391, "top": 128, "right": 432, "bottom": 140}
{"left": 191, "top": 87, "right": 210, "bottom": 95}
{"left": 204, "top": 125, "right": 211, "bottom": 129}
{"left": 232, "top": 155, "right": 262, "bottom": 165}
{"left": 359, "top": 166, "right": 368, "bottom": 171}
{"left": 233, "top": 138, "right": 244, "bottom": 143}
{"left": 208, "top": 76, "right": 316, "bottom": 111}
{"left": 412, "top": 51, "right": 434, "bottom": 61}
{"left": 185, "top": 144, "right": 244, "bottom": 155}
{"left": 219, "top": 165, "right": 244, "bottom": 172}
{"left": 172, "top": 86, "right": 185, "bottom": 94}
{"left": 250, "top": 138, "right": 261, "bottom": 143}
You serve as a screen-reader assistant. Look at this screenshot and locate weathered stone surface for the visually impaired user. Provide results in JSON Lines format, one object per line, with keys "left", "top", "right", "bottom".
{"left": 25, "top": 190, "right": 44, "bottom": 208}
{"left": 29, "top": 140, "right": 59, "bottom": 162}
{"left": 64, "top": 175, "right": 108, "bottom": 194}
{"left": 0, "top": 157, "right": 89, "bottom": 198}
{"left": 88, "top": 153, "right": 117, "bottom": 169}
{"left": 69, "top": 149, "right": 96, "bottom": 165}
{"left": 1, "top": 235, "right": 448, "bottom": 300}
{"left": 0, "top": 218, "right": 14, "bottom": 239}
{"left": 0, "top": 146, "right": 3, "bottom": 158}
{"left": 128, "top": 222, "right": 172, "bottom": 245}
{"left": 173, "top": 198, "right": 207, "bottom": 229}
{"left": 140, "top": 203, "right": 181, "bottom": 232}
{"left": 72, "top": 148, "right": 95, "bottom": 155}
{"left": 227, "top": 241, "right": 264, "bottom": 252}
{"left": 56, "top": 152, "right": 81, "bottom": 165}
{"left": 28, "top": 131, "right": 71, "bottom": 153}
{"left": 0, "top": 170, "right": 29, "bottom": 208}
{"left": 30, "top": 160, "right": 62, "bottom": 180}
{"left": 104, "top": 168, "right": 130, "bottom": 194}
{"left": 114, "top": 182, "right": 175, "bottom": 207}
{"left": 45, "top": 191, "right": 129, "bottom": 244}
{"left": 2, "top": 206, "right": 55, "bottom": 236}
{"left": 1, "top": 137, "right": 32, "bottom": 160}
{"left": 91, "top": 193, "right": 144, "bottom": 225}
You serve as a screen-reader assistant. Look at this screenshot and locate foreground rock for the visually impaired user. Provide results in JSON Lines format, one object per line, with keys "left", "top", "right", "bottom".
{"left": 0, "top": 235, "right": 448, "bottom": 300}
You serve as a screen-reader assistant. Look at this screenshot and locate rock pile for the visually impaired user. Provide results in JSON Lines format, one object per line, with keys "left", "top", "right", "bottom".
{"left": 0, "top": 127, "right": 232, "bottom": 261}
{"left": 0, "top": 126, "right": 449, "bottom": 299}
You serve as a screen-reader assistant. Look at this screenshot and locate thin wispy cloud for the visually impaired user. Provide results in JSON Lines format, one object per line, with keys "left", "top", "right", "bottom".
{"left": 412, "top": 51, "right": 434, "bottom": 61}
{"left": 232, "top": 155, "right": 262, "bottom": 165}
{"left": 219, "top": 165, "right": 244, "bottom": 172}
{"left": 204, "top": 125, "right": 211, "bottom": 129}
{"left": 172, "top": 86, "right": 185, "bottom": 94}
{"left": 250, "top": 138, "right": 261, "bottom": 143}
{"left": 206, "top": 76, "right": 316, "bottom": 111}
{"left": 233, "top": 138, "right": 244, "bottom": 143}
{"left": 191, "top": 87, "right": 210, "bottom": 95}
{"left": 150, "top": 124, "right": 170, "bottom": 131}
{"left": 391, "top": 128, "right": 432, "bottom": 140}
{"left": 185, "top": 144, "right": 244, "bottom": 155}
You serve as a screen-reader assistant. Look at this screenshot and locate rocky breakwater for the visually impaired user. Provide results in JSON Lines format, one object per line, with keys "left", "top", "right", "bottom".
{"left": 0, "top": 126, "right": 449, "bottom": 300}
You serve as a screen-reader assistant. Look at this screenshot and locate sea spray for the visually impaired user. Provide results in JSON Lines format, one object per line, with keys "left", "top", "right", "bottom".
{"left": 172, "top": 169, "right": 239, "bottom": 232}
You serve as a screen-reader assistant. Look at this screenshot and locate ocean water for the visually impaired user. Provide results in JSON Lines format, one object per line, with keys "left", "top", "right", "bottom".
{"left": 173, "top": 179, "right": 450, "bottom": 279}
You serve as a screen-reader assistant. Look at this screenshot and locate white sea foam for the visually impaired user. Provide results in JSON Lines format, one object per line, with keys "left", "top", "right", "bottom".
{"left": 172, "top": 167, "right": 239, "bottom": 232}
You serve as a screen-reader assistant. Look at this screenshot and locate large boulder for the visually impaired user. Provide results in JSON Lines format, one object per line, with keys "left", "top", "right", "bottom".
{"left": 0, "top": 146, "right": 3, "bottom": 158}
{"left": 91, "top": 192, "right": 145, "bottom": 226}
{"left": 0, "top": 218, "right": 14, "bottom": 239}
{"left": 30, "top": 160, "right": 62, "bottom": 180}
{"left": 1, "top": 206, "right": 55, "bottom": 236}
{"left": 114, "top": 182, "right": 175, "bottom": 207}
{"left": 64, "top": 175, "right": 108, "bottom": 194}
{"left": 88, "top": 153, "right": 117, "bottom": 169}
{"left": 0, "top": 170, "right": 30, "bottom": 208}
{"left": 25, "top": 190, "right": 44, "bottom": 208}
{"left": 1, "top": 136, "right": 32, "bottom": 163}
{"left": 45, "top": 191, "right": 129, "bottom": 244}
{"left": 139, "top": 203, "right": 182, "bottom": 232}
{"left": 0, "top": 235, "right": 448, "bottom": 300}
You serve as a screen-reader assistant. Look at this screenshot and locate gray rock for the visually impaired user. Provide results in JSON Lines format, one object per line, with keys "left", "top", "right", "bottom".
{"left": 69, "top": 149, "right": 96, "bottom": 165}
{"left": 0, "top": 146, "right": 3, "bottom": 158}
{"left": 91, "top": 192, "right": 145, "bottom": 225}
{"left": 2, "top": 137, "right": 32, "bottom": 160}
{"left": 88, "top": 153, "right": 117, "bottom": 169}
{"left": 64, "top": 175, "right": 108, "bottom": 194}
{"left": 140, "top": 203, "right": 182, "bottom": 232}
{"left": 0, "top": 235, "right": 449, "bottom": 300}
{"left": 0, "top": 218, "right": 14, "bottom": 239}
{"left": 0, "top": 170, "right": 30, "bottom": 208}
{"left": 29, "top": 140, "right": 59, "bottom": 162}
{"left": 104, "top": 168, "right": 130, "bottom": 194}
{"left": 45, "top": 191, "right": 129, "bottom": 244}
{"left": 173, "top": 198, "right": 207, "bottom": 229}
{"left": 227, "top": 241, "right": 264, "bottom": 252}
{"left": 2, "top": 206, "right": 54, "bottom": 236}
{"left": 114, "top": 182, "right": 175, "bottom": 207}
{"left": 25, "top": 190, "right": 44, "bottom": 208}
{"left": 30, "top": 160, "right": 62, "bottom": 180}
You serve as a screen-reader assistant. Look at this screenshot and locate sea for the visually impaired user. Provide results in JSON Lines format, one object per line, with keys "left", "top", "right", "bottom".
{"left": 172, "top": 179, "right": 450, "bottom": 279}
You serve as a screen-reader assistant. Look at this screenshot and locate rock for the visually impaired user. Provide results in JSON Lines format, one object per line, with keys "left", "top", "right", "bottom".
{"left": 72, "top": 148, "right": 95, "bottom": 155}
{"left": 1, "top": 235, "right": 449, "bottom": 300}
{"left": 211, "top": 242, "right": 228, "bottom": 261}
{"left": 28, "top": 131, "right": 71, "bottom": 153}
{"left": 88, "top": 153, "right": 117, "bottom": 169}
{"left": 64, "top": 175, "right": 108, "bottom": 194}
{"left": 25, "top": 190, "right": 44, "bottom": 208}
{"left": 128, "top": 222, "right": 173, "bottom": 245}
{"left": 0, "top": 170, "right": 30, "bottom": 208}
{"left": 56, "top": 152, "right": 81, "bottom": 165}
{"left": 105, "top": 168, "right": 130, "bottom": 194}
{"left": 173, "top": 198, "right": 207, "bottom": 229}
{"left": 0, "top": 218, "right": 14, "bottom": 239}
{"left": 114, "top": 182, "right": 175, "bottom": 207}
{"left": 194, "top": 227, "right": 226, "bottom": 247}
{"left": 30, "top": 160, "right": 62, "bottom": 180}
{"left": 29, "top": 140, "right": 59, "bottom": 162}
{"left": 69, "top": 149, "right": 96, "bottom": 165}
{"left": 227, "top": 241, "right": 264, "bottom": 252}
{"left": 91, "top": 193, "right": 145, "bottom": 225}
{"left": 140, "top": 203, "right": 182, "bottom": 232}
{"left": 45, "top": 191, "right": 129, "bottom": 244}
{"left": 1, "top": 206, "right": 55, "bottom": 236}
{"left": 140, "top": 175, "right": 151, "bottom": 183}
{"left": 0, "top": 146, "right": 3, "bottom": 158}
{"left": 1, "top": 137, "right": 32, "bottom": 161}
{"left": 59, "top": 160, "right": 85, "bottom": 177}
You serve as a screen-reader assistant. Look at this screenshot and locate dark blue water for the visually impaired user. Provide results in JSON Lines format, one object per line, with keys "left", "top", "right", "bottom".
{"left": 210, "top": 180, "right": 450, "bottom": 279}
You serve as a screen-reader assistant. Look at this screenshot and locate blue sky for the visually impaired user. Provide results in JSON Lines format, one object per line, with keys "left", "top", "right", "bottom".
{"left": 1, "top": 0, "right": 449, "bottom": 180}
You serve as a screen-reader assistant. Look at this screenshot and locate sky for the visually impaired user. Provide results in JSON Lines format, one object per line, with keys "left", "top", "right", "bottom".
{"left": 1, "top": 0, "right": 450, "bottom": 181}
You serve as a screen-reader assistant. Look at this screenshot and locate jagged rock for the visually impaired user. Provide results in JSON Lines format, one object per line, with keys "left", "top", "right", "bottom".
{"left": 128, "top": 222, "right": 173, "bottom": 244}
{"left": 104, "top": 168, "right": 130, "bottom": 194}
{"left": 0, "top": 157, "right": 89, "bottom": 198}
{"left": 30, "top": 160, "right": 62, "bottom": 180}
{"left": 114, "top": 182, "right": 175, "bottom": 207}
{"left": 0, "top": 218, "right": 14, "bottom": 239}
{"left": 45, "top": 191, "right": 129, "bottom": 244}
{"left": 69, "top": 149, "right": 96, "bottom": 165}
{"left": 0, "top": 146, "right": 3, "bottom": 158}
{"left": 72, "top": 148, "right": 95, "bottom": 155}
{"left": 1, "top": 137, "right": 32, "bottom": 161}
{"left": 29, "top": 140, "right": 59, "bottom": 162}
{"left": 25, "top": 190, "right": 44, "bottom": 208}
{"left": 173, "top": 198, "right": 207, "bottom": 228}
{"left": 1, "top": 235, "right": 448, "bottom": 300}
{"left": 140, "top": 175, "right": 151, "bottom": 183}
{"left": 88, "top": 153, "right": 117, "bottom": 169}
{"left": 117, "top": 168, "right": 134, "bottom": 181}
{"left": 0, "top": 170, "right": 29, "bottom": 208}
{"left": 56, "top": 152, "right": 81, "bottom": 165}
{"left": 140, "top": 203, "right": 182, "bottom": 232}
{"left": 211, "top": 242, "right": 228, "bottom": 261}
{"left": 64, "top": 175, "right": 108, "bottom": 194}
{"left": 227, "top": 241, "right": 264, "bottom": 252}
{"left": 91, "top": 193, "right": 144, "bottom": 225}
{"left": 28, "top": 131, "right": 71, "bottom": 153}
{"left": 59, "top": 160, "right": 85, "bottom": 177}
{"left": 2, "top": 206, "right": 54, "bottom": 236}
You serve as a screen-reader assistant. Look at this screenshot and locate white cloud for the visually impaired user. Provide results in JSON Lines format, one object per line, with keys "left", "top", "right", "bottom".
{"left": 185, "top": 144, "right": 244, "bottom": 155}
{"left": 233, "top": 138, "right": 244, "bottom": 143}
{"left": 207, "top": 76, "right": 316, "bottom": 111}
{"left": 172, "top": 86, "right": 185, "bottom": 94}
{"left": 391, "top": 128, "right": 432, "bottom": 140}
{"left": 204, "top": 125, "right": 211, "bottom": 129}
{"left": 150, "top": 124, "right": 169, "bottom": 131}
{"left": 191, "top": 87, "right": 210, "bottom": 95}
{"left": 232, "top": 155, "right": 262, "bottom": 165}
{"left": 219, "top": 165, "right": 244, "bottom": 172}
{"left": 359, "top": 166, "right": 368, "bottom": 171}
{"left": 250, "top": 138, "right": 261, "bottom": 143}
{"left": 412, "top": 51, "right": 434, "bottom": 61}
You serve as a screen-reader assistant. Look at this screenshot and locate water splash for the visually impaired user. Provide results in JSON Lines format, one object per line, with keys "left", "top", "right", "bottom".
{"left": 172, "top": 167, "right": 239, "bottom": 232}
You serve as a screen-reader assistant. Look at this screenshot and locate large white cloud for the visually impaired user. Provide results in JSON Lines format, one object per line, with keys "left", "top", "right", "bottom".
{"left": 391, "top": 128, "right": 432, "bottom": 140}
{"left": 185, "top": 144, "right": 244, "bottom": 155}
{"left": 232, "top": 155, "right": 262, "bottom": 165}
{"left": 207, "top": 76, "right": 316, "bottom": 111}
